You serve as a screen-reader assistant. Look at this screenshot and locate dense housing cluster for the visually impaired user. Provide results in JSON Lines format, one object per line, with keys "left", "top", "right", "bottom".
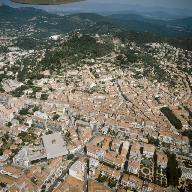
{"left": 0, "top": 5, "right": 192, "bottom": 192}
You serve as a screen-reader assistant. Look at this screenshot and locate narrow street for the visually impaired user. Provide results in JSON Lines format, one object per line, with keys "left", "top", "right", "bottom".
{"left": 47, "top": 157, "right": 78, "bottom": 192}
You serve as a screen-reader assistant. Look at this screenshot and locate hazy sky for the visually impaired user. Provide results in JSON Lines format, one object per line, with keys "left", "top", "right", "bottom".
{"left": 2, "top": 0, "right": 192, "bottom": 12}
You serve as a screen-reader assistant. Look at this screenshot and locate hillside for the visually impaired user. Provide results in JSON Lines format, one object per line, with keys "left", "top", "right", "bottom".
{"left": 1, "top": 5, "right": 192, "bottom": 38}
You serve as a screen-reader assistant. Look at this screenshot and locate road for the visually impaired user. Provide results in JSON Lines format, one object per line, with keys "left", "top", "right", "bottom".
{"left": 47, "top": 157, "right": 78, "bottom": 192}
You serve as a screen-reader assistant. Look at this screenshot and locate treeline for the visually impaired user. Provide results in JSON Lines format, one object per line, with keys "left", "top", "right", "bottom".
{"left": 40, "top": 35, "right": 113, "bottom": 73}
{"left": 166, "top": 153, "right": 181, "bottom": 186}
{"left": 116, "top": 45, "right": 175, "bottom": 86}
{"left": 15, "top": 37, "right": 40, "bottom": 50}
{"left": 168, "top": 38, "right": 192, "bottom": 51}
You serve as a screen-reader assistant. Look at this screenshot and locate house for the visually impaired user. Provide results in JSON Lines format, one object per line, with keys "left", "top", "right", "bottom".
{"left": 67, "top": 143, "right": 82, "bottom": 154}
{"left": 102, "top": 136, "right": 112, "bottom": 150}
{"left": 34, "top": 111, "right": 48, "bottom": 120}
{"left": 121, "top": 141, "right": 130, "bottom": 158}
{"left": 0, "top": 154, "right": 9, "bottom": 166}
{"left": 0, "top": 165, "right": 23, "bottom": 179}
{"left": 127, "top": 175, "right": 143, "bottom": 192}
{"left": 101, "top": 126, "right": 109, "bottom": 135}
{"left": 1, "top": 79, "right": 23, "bottom": 92}
{"left": 78, "top": 127, "right": 92, "bottom": 144}
{"left": 146, "top": 183, "right": 165, "bottom": 192}
{"left": 127, "top": 159, "right": 141, "bottom": 175}
{"left": 103, "top": 151, "right": 125, "bottom": 169}
{"left": 7, "top": 97, "right": 25, "bottom": 111}
{"left": 121, "top": 174, "right": 129, "bottom": 187}
{"left": 69, "top": 159, "right": 86, "bottom": 181}
{"left": 156, "top": 151, "right": 168, "bottom": 169}
{"left": 159, "top": 131, "right": 174, "bottom": 144}
{"left": 89, "top": 158, "right": 100, "bottom": 176}
{"left": 180, "top": 166, "right": 192, "bottom": 181}
{"left": 175, "top": 135, "right": 189, "bottom": 145}
{"left": 53, "top": 175, "right": 84, "bottom": 192}
{"left": 111, "top": 139, "right": 123, "bottom": 153}
{"left": 75, "top": 120, "right": 90, "bottom": 128}
{"left": 100, "top": 165, "right": 121, "bottom": 181}
{"left": 130, "top": 143, "right": 141, "bottom": 159}
{"left": 143, "top": 144, "right": 155, "bottom": 158}
{"left": 13, "top": 146, "right": 46, "bottom": 168}
{"left": 88, "top": 179, "right": 112, "bottom": 192}
{"left": 86, "top": 145, "right": 105, "bottom": 160}
{"left": 3, "top": 149, "right": 12, "bottom": 157}
{"left": 0, "top": 106, "right": 14, "bottom": 124}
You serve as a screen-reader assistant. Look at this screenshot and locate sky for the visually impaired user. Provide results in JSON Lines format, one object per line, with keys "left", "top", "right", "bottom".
{"left": 1, "top": 0, "right": 192, "bottom": 14}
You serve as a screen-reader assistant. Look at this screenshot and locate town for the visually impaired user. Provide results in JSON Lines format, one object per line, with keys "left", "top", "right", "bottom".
{"left": 0, "top": 4, "right": 192, "bottom": 192}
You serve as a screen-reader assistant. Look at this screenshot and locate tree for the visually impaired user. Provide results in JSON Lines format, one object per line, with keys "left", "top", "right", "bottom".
{"left": 166, "top": 153, "right": 181, "bottom": 186}
{"left": 67, "top": 154, "right": 74, "bottom": 160}
{"left": 6, "top": 122, "right": 12, "bottom": 127}
{"left": 0, "top": 148, "right": 3, "bottom": 156}
{"left": 19, "top": 107, "right": 29, "bottom": 115}
{"left": 40, "top": 93, "right": 48, "bottom": 100}
{"left": 52, "top": 114, "right": 60, "bottom": 121}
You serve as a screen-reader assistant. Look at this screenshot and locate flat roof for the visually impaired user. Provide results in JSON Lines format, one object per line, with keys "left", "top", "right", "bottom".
{"left": 42, "top": 132, "right": 68, "bottom": 159}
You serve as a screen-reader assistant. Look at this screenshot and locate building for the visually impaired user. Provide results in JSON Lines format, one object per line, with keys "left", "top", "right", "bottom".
{"left": 42, "top": 132, "right": 68, "bottom": 159}
{"left": 143, "top": 144, "right": 155, "bottom": 158}
{"left": 89, "top": 158, "right": 100, "bottom": 176}
{"left": 121, "top": 174, "right": 129, "bottom": 187}
{"left": 53, "top": 175, "right": 84, "bottom": 192}
{"left": 34, "top": 111, "right": 48, "bottom": 120}
{"left": 69, "top": 159, "right": 86, "bottom": 181}
{"left": 127, "top": 175, "right": 143, "bottom": 192}
{"left": 111, "top": 139, "right": 122, "bottom": 153}
{"left": 103, "top": 151, "right": 125, "bottom": 169}
{"left": 159, "top": 131, "right": 174, "bottom": 144}
{"left": 130, "top": 143, "right": 141, "bottom": 159}
{"left": 156, "top": 151, "right": 168, "bottom": 169}
{"left": 88, "top": 179, "right": 112, "bottom": 192}
{"left": 86, "top": 145, "right": 105, "bottom": 160}
{"left": 121, "top": 141, "right": 130, "bottom": 158}
{"left": 1, "top": 79, "right": 23, "bottom": 92}
{"left": 100, "top": 165, "right": 121, "bottom": 181}
{"left": 13, "top": 146, "right": 46, "bottom": 167}
{"left": 0, "top": 165, "right": 23, "bottom": 179}
{"left": 127, "top": 159, "right": 141, "bottom": 175}
{"left": 181, "top": 166, "right": 192, "bottom": 181}
{"left": 0, "top": 106, "right": 14, "bottom": 124}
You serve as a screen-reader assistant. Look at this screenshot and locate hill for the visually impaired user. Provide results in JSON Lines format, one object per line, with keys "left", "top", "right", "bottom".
{"left": 1, "top": 5, "right": 192, "bottom": 50}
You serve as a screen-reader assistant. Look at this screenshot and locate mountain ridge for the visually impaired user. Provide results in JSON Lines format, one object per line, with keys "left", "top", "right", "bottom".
{"left": 1, "top": 5, "right": 192, "bottom": 44}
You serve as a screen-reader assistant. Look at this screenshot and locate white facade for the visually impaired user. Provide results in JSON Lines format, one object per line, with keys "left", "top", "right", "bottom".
{"left": 69, "top": 160, "right": 86, "bottom": 181}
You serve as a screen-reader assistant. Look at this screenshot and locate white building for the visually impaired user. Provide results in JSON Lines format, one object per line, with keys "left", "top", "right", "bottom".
{"left": 69, "top": 160, "right": 86, "bottom": 181}
{"left": 13, "top": 146, "right": 46, "bottom": 167}
{"left": 1, "top": 79, "right": 23, "bottom": 92}
{"left": 143, "top": 144, "right": 155, "bottom": 158}
{"left": 0, "top": 106, "right": 14, "bottom": 124}
{"left": 181, "top": 167, "right": 192, "bottom": 180}
{"left": 34, "top": 111, "right": 48, "bottom": 120}
{"left": 121, "top": 141, "right": 130, "bottom": 158}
